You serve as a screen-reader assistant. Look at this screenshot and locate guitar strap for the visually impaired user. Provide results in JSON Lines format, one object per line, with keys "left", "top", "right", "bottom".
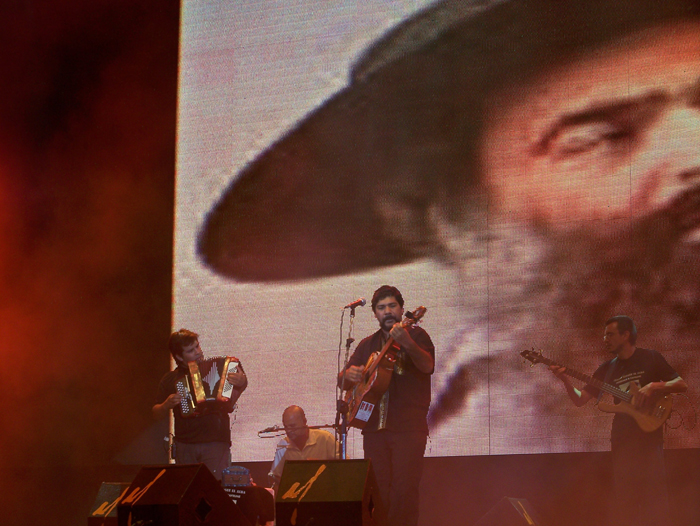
{"left": 597, "top": 357, "right": 617, "bottom": 404}
{"left": 376, "top": 332, "right": 390, "bottom": 430}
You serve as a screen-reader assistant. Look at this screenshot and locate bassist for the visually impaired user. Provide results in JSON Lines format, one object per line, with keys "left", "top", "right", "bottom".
{"left": 339, "top": 285, "right": 435, "bottom": 526}
{"left": 550, "top": 316, "right": 686, "bottom": 526}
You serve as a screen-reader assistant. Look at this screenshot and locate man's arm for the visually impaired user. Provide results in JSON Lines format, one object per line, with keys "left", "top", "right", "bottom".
{"left": 152, "top": 394, "right": 181, "bottom": 420}
{"left": 338, "top": 341, "right": 368, "bottom": 389}
{"left": 389, "top": 325, "right": 434, "bottom": 374}
{"left": 549, "top": 366, "right": 595, "bottom": 407}
{"left": 639, "top": 375, "right": 688, "bottom": 395}
{"left": 227, "top": 368, "right": 248, "bottom": 406}
{"left": 338, "top": 365, "right": 364, "bottom": 390}
{"left": 270, "top": 439, "right": 288, "bottom": 489}
{"left": 635, "top": 376, "right": 687, "bottom": 409}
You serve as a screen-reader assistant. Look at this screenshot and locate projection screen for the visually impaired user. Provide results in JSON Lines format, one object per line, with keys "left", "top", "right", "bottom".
{"left": 175, "top": 0, "right": 700, "bottom": 463}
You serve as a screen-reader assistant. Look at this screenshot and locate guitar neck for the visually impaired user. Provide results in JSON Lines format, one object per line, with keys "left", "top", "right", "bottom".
{"left": 535, "top": 355, "right": 631, "bottom": 403}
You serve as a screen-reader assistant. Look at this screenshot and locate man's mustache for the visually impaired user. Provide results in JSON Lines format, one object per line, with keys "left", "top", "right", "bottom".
{"left": 618, "top": 182, "right": 700, "bottom": 241}
{"left": 540, "top": 182, "right": 700, "bottom": 278}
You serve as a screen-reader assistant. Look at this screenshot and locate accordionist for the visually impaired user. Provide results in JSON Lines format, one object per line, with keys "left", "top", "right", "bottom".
{"left": 152, "top": 329, "right": 248, "bottom": 480}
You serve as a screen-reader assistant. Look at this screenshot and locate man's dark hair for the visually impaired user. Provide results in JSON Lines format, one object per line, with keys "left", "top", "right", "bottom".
{"left": 371, "top": 285, "right": 404, "bottom": 311}
{"left": 606, "top": 316, "right": 637, "bottom": 345}
{"left": 168, "top": 328, "right": 199, "bottom": 359}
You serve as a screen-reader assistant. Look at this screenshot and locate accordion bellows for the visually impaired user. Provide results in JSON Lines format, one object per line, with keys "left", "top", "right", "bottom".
{"left": 176, "top": 357, "right": 240, "bottom": 417}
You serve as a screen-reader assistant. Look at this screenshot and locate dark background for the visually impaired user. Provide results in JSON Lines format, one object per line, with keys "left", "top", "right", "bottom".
{"left": 1, "top": 1, "right": 178, "bottom": 524}
{"left": 2, "top": 2, "right": 699, "bottom": 526}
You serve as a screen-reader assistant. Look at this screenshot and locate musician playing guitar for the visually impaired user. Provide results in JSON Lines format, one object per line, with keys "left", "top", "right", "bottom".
{"left": 549, "top": 316, "right": 686, "bottom": 526}
{"left": 339, "top": 285, "right": 435, "bottom": 526}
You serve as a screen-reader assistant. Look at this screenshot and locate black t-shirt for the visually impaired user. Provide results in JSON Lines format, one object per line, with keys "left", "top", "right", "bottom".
{"left": 583, "top": 348, "right": 679, "bottom": 445}
{"left": 346, "top": 325, "right": 435, "bottom": 433}
{"left": 156, "top": 364, "right": 241, "bottom": 444}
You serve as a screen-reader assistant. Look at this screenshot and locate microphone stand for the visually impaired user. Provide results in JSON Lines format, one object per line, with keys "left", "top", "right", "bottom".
{"left": 336, "top": 305, "right": 357, "bottom": 460}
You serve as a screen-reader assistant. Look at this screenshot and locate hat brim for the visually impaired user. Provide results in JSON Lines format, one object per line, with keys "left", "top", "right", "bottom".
{"left": 197, "top": 0, "right": 698, "bottom": 282}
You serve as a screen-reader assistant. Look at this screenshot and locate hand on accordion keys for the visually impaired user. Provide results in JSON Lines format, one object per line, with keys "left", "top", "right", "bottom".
{"left": 226, "top": 369, "right": 247, "bottom": 388}
{"left": 163, "top": 393, "right": 182, "bottom": 410}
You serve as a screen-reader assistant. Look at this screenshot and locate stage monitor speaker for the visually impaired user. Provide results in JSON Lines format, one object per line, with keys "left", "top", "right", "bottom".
{"left": 88, "top": 482, "right": 131, "bottom": 526}
{"left": 474, "top": 497, "right": 546, "bottom": 526}
{"left": 116, "top": 464, "right": 250, "bottom": 526}
{"left": 276, "top": 459, "right": 387, "bottom": 526}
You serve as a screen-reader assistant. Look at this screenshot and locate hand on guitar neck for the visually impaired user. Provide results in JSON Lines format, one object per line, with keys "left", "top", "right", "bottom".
{"left": 548, "top": 365, "right": 592, "bottom": 408}
{"left": 389, "top": 322, "right": 434, "bottom": 374}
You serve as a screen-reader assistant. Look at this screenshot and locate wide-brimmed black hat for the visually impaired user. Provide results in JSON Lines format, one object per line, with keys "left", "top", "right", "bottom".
{"left": 198, "top": 0, "right": 699, "bottom": 281}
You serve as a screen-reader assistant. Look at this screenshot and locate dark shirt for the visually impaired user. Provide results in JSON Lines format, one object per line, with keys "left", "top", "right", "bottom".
{"left": 156, "top": 364, "right": 239, "bottom": 444}
{"left": 346, "top": 325, "right": 435, "bottom": 433}
{"left": 583, "top": 348, "right": 679, "bottom": 445}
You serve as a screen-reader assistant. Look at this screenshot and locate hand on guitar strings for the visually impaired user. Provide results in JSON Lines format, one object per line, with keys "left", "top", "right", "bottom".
{"left": 344, "top": 365, "right": 365, "bottom": 384}
{"left": 632, "top": 383, "right": 659, "bottom": 412}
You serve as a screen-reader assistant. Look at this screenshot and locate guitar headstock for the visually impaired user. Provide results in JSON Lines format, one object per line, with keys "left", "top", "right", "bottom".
{"left": 402, "top": 306, "right": 427, "bottom": 327}
{"left": 520, "top": 348, "right": 545, "bottom": 366}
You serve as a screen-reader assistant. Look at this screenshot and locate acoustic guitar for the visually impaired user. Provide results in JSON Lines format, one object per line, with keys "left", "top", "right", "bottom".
{"left": 344, "top": 306, "right": 427, "bottom": 429}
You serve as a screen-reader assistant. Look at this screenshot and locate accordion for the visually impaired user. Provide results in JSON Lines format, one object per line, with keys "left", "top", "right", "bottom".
{"left": 175, "top": 357, "right": 241, "bottom": 417}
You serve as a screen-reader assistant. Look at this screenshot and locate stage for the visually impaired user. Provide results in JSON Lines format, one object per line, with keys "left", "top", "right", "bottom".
{"left": 75, "top": 449, "right": 700, "bottom": 525}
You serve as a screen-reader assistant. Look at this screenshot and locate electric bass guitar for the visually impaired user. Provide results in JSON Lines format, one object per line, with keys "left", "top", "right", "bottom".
{"left": 344, "top": 306, "right": 427, "bottom": 429}
{"left": 520, "top": 349, "right": 673, "bottom": 432}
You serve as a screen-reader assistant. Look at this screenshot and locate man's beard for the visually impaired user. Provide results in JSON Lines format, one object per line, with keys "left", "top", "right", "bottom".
{"left": 428, "top": 201, "right": 700, "bottom": 452}
{"left": 379, "top": 315, "right": 398, "bottom": 332}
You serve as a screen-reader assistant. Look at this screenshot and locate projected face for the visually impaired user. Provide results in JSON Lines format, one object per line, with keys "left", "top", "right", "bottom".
{"left": 427, "top": 19, "right": 700, "bottom": 445}
{"left": 483, "top": 21, "right": 700, "bottom": 230}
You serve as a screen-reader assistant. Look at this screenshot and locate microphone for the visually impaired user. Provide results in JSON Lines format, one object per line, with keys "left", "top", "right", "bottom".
{"left": 259, "top": 425, "right": 281, "bottom": 433}
{"left": 344, "top": 298, "right": 366, "bottom": 309}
